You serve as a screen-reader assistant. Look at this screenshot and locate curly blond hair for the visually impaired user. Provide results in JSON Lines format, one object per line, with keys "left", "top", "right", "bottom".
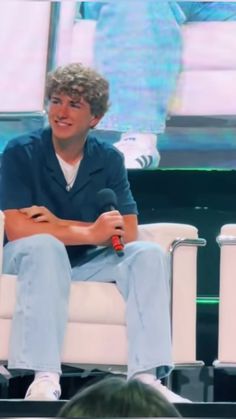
{"left": 46, "top": 63, "right": 109, "bottom": 117}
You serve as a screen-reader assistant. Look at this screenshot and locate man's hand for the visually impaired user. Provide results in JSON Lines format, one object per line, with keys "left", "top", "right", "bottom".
{"left": 88, "top": 210, "right": 125, "bottom": 246}
{"left": 19, "top": 206, "right": 61, "bottom": 224}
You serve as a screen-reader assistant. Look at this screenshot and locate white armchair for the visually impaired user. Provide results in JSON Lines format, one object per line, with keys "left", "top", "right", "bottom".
{"left": 215, "top": 224, "right": 236, "bottom": 367}
{"left": 0, "top": 211, "right": 206, "bottom": 376}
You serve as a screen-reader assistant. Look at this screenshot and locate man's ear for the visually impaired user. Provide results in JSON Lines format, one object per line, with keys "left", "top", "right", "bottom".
{"left": 90, "top": 114, "right": 103, "bottom": 129}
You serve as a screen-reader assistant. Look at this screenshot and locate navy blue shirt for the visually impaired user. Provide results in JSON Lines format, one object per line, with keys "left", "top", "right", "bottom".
{"left": 1, "top": 127, "right": 138, "bottom": 263}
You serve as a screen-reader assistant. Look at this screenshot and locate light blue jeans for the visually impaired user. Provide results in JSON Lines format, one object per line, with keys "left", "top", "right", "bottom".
{"left": 3, "top": 234, "right": 171, "bottom": 379}
{"left": 81, "top": 1, "right": 236, "bottom": 133}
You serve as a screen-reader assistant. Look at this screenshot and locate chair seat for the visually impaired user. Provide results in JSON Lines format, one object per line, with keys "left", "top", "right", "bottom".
{"left": 0, "top": 274, "right": 126, "bottom": 324}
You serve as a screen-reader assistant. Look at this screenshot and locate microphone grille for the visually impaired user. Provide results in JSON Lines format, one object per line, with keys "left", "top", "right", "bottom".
{"left": 97, "top": 188, "right": 118, "bottom": 211}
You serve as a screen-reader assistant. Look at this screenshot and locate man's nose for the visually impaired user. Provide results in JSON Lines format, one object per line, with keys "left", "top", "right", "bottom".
{"left": 57, "top": 104, "right": 69, "bottom": 118}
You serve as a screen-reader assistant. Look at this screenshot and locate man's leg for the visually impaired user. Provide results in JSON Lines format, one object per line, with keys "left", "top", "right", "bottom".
{"left": 72, "top": 241, "right": 190, "bottom": 402}
{"left": 3, "top": 234, "right": 71, "bottom": 399}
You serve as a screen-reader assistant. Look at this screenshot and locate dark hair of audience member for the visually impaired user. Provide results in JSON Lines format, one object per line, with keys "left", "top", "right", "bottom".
{"left": 58, "top": 376, "right": 181, "bottom": 417}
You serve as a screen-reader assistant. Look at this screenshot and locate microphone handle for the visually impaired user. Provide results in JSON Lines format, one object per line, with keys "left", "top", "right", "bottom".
{"left": 108, "top": 204, "right": 124, "bottom": 256}
{"left": 112, "top": 235, "right": 124, "bottom": 257}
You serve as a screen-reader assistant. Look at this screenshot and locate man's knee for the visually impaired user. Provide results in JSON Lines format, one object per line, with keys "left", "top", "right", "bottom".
{"left": 126, "top": 240, "right": 166, "bottom": 260}
{"left": 10, "top": 234, "right": 66, "bottom": 258}
{"left": 28, "top": 234, "right": 67, "bottom": 255}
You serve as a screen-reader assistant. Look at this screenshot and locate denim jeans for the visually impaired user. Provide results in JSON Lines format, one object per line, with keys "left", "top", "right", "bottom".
{"left": 81, "top": 1, "right": 236, "bottom": 133}
{"left": 3, "top": 234, "right": 172, "bottom": 379}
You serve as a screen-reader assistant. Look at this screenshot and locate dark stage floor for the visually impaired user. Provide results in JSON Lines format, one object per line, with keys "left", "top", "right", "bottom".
{"left": 1, "top": 400, "right": 236, "bottom": 418}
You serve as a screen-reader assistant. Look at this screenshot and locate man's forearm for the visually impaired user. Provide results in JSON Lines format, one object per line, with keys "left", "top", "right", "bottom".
{"left": 4, "top": 209, "right": 135, "bottom": 247}
{"left": 58, "top": 219, "right": 92, "bottom": 228}
{"left": 4, "top": 210, "right": 94, "bottom": 245}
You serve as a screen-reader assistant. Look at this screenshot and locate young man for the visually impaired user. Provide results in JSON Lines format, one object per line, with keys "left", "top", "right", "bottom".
{"left": 1, "top": 63, "right": 188, "bottom": 402}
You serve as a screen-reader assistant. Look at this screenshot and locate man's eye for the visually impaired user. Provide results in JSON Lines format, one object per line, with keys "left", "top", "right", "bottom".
{"left": 51, "top": 98, "right": 60, "bottom": 104}
{"left": 71, "top": 102, "right": 81, "bottom": 108}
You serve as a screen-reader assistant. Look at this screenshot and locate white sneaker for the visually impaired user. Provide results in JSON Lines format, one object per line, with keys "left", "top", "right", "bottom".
{"left": 25, "top": 377, "right": 61, "bottom": 401}
{"left": 136, "top": 373, "right": 192, "bottom": 403}
{"left": 114, "top": 133, "right": 160, "bottom": 169}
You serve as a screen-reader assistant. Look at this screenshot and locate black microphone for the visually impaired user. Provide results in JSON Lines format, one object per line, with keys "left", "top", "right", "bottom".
{"left": 97, "top": 188, "right": 124, "bottom": 257}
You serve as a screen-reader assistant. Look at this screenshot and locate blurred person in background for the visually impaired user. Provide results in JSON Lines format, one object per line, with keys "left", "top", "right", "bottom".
{"left": 79, "top": 1, "right": 236, "bottom": 169}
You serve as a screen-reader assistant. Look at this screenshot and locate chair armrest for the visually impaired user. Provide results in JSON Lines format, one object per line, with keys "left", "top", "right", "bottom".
{"left": 217, "top": 223, "right": 236, "bottom": 247}
{"left": 138, "top": 222, "right": 206, "bottom": 364}
{"left": 138, "top": 222, "right": 206, "bottom": 251}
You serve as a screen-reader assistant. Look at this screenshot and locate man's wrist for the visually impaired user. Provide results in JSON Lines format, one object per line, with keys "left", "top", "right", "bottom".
{"left": 84, "top": 224, "right": 95, "bottom": 245}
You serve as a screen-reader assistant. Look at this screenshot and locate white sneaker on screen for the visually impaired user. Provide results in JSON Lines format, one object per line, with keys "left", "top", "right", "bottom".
{"left": 136, "top": 373, "right": 192, "bottom": 403}
{"left": 114, "top": 132, "right": 160, "bottom": 169}
{"left": 25, "top": 377, "right": 61, "bottom": 401}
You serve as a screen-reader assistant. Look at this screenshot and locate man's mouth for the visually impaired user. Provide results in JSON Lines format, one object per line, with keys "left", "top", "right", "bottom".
{"left": 55, "top": 120, "right": 72, "bottom": 127}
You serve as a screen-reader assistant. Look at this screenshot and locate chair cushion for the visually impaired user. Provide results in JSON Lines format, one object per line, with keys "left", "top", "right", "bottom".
{"left": 0, "top": 274, "right": 126, "bottom": 325}
{"left": 68, "top": 282, "right": 125, "bottom": 324}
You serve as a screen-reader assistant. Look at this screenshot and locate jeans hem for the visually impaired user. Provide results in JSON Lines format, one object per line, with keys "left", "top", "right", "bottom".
{"left": 128, "top": 362, "right": 173, "bottom": 380}
{"left": 8, "top": 363, "right": 62, "bottom": 374}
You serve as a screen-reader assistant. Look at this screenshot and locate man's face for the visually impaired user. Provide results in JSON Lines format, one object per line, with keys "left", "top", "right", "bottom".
{"left": 48, "top": 93, "right": 101, "bottom": 141}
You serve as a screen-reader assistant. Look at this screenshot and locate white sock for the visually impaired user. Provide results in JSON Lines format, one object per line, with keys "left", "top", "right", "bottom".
{"left": 34, "top": 371, "right": 60, "bottom": 384}
{"left": 133, "top": 371, "right": 157, "bottom": 383}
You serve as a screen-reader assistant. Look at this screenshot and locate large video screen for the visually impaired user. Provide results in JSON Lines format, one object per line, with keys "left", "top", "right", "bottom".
{"left": 1, "top": 1, "right": 236, "bottom": 169}
{"left": 69, "top": 2, "right": 236, "bottom": 170}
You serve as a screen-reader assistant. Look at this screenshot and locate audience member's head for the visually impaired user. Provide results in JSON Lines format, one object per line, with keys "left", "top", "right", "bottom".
{"left": 58, "top": 376, "right": 181, "bottom": 417}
